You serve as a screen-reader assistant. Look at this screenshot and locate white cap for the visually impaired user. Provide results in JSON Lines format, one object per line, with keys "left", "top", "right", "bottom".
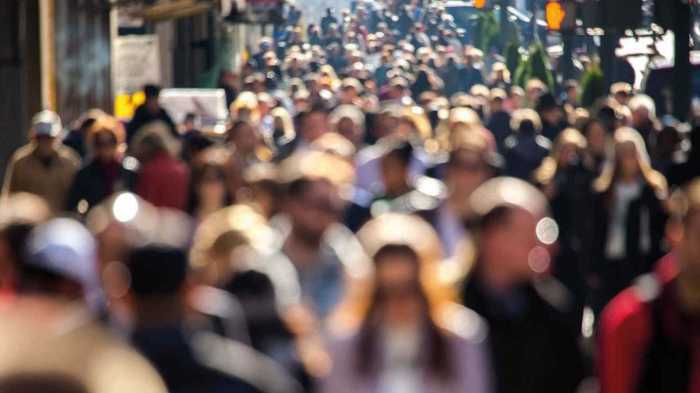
{"left": 25, "top": 218, "right": 102, "bottom": 309}
{"left": 32, "top": 110, "right": 62, "bottom": 138}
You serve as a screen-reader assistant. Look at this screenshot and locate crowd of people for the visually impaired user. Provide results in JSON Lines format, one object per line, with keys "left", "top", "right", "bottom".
{"left": 2, "top": 0, "right": 700, "bottom": 392}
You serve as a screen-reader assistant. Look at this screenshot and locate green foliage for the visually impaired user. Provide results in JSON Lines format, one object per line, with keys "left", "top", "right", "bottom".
{"left": 580, "top": 61, "right": 606, "bottom": 108}
{"left": 512, "top": 42, "right": 555, "bottom": 92}
{"left": 474, "top": 11, "right": 500, "bottom": 52}
{"left": 505, "top": 41, "right": 522, "bottom": 77}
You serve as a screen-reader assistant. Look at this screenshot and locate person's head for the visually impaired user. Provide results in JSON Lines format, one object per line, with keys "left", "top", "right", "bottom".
{"left": 668, "top": 180, "right": 700, "bottom": 280}
{"left": 298, "top": 103, "right": 330, "bottom": 143}
{"left": 329, "top": 105, "right": 365, "bottom": 147}
{"left": 594, "top": 127, "right": 667, "bottom": 196}
{"left": 0, "top": 194, "right": 51, "bottom": 293}
{"left": 509, "top": 86, "right": 525, "bottom": 110}
{"left": 125, "top": 244, "right": 189, "bottom": 323}
{"left": 489, "top": 88, "right": 507, "bottom": 113}
{"left": 467, "top": 177, "right": 557, "bottom": 284}
{"left": 270, "top": 106, "right": 296, "bottom": 146}
{"left": 564, "top": 80, "right": 579, "bottom": 103}
{"left": 189, "top": 147, "right": 229, "bottom": 215}
{"left": 20, "top": 218, "right": 100, "bottom": 308}
{"left": 536, "top": 93, "right": 562, "bottom": 125}
{"left": 582, "top": 118, "right": 608, "bottom": 157}
{"left": 610, "top": 82, "right": 632, "bottom": 106}
{"left": 629, "top": 94, "right": 656, "bottom": 128}
{"left": 510, "top": 109, "right": 542, "bottom": 135}
{"left": 371, "top": 244, "right": 425, "bottom": 325}
{"left": 130, "top": 121, "right": 180, "bottom": 162}
{"left": 489, "top": 62, "right": 510, "bottom": 84}
{"left": 525, "top": 79, "right": 547, "bottom": 104}
{"left": 379, "top": 139, "right": 414, "bottom": 195}
{"left": 86, "top": 115, "right": 125, "bottom": 164}
{"left": 446, "top": 130, "right": 497, "bottom": 205}
{"left": 285, "top": 177, "right": 343, "bottom": 246}
{"left": 534, "top": 128, "right": 587, "bottom": 186}
{"left": 143, "top": 84, "right": 162, "bottom": 113}
{"left": 30, "top": 110, "right": 62, "bottom": 158}
{"left": 230, "top": 91, "right": 260, "bottom": 124}
{"left": 226, "top": 120, "right": 260, "bottom": 157}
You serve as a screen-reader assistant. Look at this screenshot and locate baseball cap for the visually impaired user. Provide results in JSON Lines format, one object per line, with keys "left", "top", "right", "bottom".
{"left": 32, "top": 110, "right": 62, "bottom": 138}
{"left": 24, "top": 218, "right": 102, "bottom": 309}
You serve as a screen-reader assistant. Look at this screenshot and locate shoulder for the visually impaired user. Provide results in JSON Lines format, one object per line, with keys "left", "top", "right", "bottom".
{"left": 438, "top": 303, "right": 489, "bottom": 345}
{"left": 599, "top": 276, "right": 656, "bottom": 345}
{"left": 532, "top": 276, "right": 574, "bottom": 314}
{"left": 56, "top": 146, "right": 81, "bottom": 167}
{"left": 9, "top": 144, "right": 36, "bottom": 164}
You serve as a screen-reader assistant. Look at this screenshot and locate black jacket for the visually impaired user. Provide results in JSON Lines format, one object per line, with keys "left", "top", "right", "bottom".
{"left": 590, "top": 183, "right": 668, "bottom": 275}
{"left": 462, "top": 273, "right": 585, "bottom": 393}
{"left": 66, "top": 159, "right": 137, "bottom": 214}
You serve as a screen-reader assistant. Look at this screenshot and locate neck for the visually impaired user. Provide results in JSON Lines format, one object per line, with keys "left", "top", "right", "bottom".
{"left": 133, "top": 296, "right": 187, "bottom": 328}
{"left": 620, "top": 174, "right": 639, "bottom": 184}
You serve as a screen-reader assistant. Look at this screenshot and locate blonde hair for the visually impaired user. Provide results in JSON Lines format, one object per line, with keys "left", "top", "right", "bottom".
{"left": 533, "top": 128, "right": 587, "bottom": 186}
{"left": 593, "top": 127, "right": 668, "bottom": 198}
{"left": 510, "top": 108, "right": 542, "bottom": 133}
{"left": 489, "top": 62, "right": 511, "bottom": 84}
{"left": 230, "top": 91, "right": 260, "bottom": 124}
{"left": 270, "top": 106, "right": 296, "bottom": 145}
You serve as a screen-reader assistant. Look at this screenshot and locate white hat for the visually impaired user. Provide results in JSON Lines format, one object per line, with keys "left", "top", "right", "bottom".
{"left": 25, "top": 218, "right": 102, "bottom": 309}
{"left": 32, "top": 110, "right": 62, "bottom": 138}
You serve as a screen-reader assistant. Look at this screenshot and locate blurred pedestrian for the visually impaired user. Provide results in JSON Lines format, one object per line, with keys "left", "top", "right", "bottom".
{"left": 131, "top": 122, "right": 190, "bottom": 211}
{"left": 323, "top": 214, "right": 492, "bottom": 393}
{"left": 66, "top": 115, "right": 136, "bottom": 215}
{"left": 461, "top": 177, "right": 585, "bottom": 393}
{"left": 598, "top": 179, "right": 700, "bottom": 393}
{"left": 590, "top": 127, "right": 669, "bottom": 315}
{"left": 2, "top": 110, "right": 80, "bottom": 213}
{"left": 126, "top": 84, "right": 178, "bottom": 143}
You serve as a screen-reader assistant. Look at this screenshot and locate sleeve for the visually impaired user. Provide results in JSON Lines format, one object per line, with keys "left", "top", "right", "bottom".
{"left": 598, "top": 290, "right": 652, "bottom": 393}
{"left": 1, "top": 155, "right": 21, "bottom": 201}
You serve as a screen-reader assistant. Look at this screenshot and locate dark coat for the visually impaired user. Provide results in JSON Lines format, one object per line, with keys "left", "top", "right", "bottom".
{"left": 66, "top": 159, "right": 137, "bottom": 213}
{"left": 503, "top": 133, "right": 551, "bottom": 180}
{"left": 462, "top": 273, "right": 585, "bottom": 393}
{"left": 126, "top": 104, "right": 178, "bottom": 144}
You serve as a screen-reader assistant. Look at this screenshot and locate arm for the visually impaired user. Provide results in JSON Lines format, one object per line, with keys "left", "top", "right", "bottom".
{"left": 598, "top": 290, "right": 651, "bottom": 393}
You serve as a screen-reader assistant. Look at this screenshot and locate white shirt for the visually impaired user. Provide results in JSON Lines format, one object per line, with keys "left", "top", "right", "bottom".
{"left": 605, "top": 181, "right": 642, "bottom": 260}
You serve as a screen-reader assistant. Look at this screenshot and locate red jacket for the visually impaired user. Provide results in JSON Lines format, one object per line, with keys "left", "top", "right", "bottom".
{"left": 598, "top": 253, "right": 700, "bottom": 393}
{"left": 136, "top": 153, "right": 190, "bottom": 211}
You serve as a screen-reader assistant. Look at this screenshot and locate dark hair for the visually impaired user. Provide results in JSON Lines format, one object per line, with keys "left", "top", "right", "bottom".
{"left": 127, "top": 245, "right": 188, "bottom": 297}
{"left": 381, "top": 139, "right": 414, "bottom": 166}
{"left": 355, "top": 243, "right": 454, "bottom": 380}
{"left": 144, "top": 84, "right": 161, "bottom": 99}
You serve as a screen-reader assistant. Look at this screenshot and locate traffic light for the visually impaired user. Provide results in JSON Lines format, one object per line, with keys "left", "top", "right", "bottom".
{"left": 545, "top": 1, "right": 566, "bottom": 31}
{"left": 545, "top": 0, "right": 576, "bottom": 32}
{"left": 474, "top": 0, "right": 487, "bottom": 9}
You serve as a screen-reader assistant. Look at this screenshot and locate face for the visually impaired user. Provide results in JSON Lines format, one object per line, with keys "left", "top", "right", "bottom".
{"left": 380, "top": 154, "right": 409, "bottom": 194}
{"left": 288, "top": 180, "right": 342, "bottom": 244}
{"left": 197, "top": 167, "right": 226, "bottom": 207}
{"left": 93, "top": 131, "right": 118, "bottom": 163}
{"left": 302, "top": 112, "right": 329, "bottom": 143}
{"left": 375, "top": 253, "right": 423, "bottom": 325}
{"left": 586, "top": 122, "right": 607, "bottom": 155}
{"left": 232, "top": 123, "right": 259, "bottom": 155}
{"left": 336, "top": 118, "right": 361, "bottom": 145}
{"left": 632, "top": 107, "right": 650, "bottom": 128}
{"left": 446, "top": 152, "right": 490, "bottom": 201}
{"left": 483, "top": 208, "right": 546, "bottom": 280}
{"left": 34, "top": 135, "right": 56, "bottom": 158}
{"left": 558, "top": 143, "right": 578, "bottom": 167}
{"left": 678, "top": 211, "right": 700, "bottom": 278}
{"left": 616, "top": 142, "right": 640, "bottom": 178}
